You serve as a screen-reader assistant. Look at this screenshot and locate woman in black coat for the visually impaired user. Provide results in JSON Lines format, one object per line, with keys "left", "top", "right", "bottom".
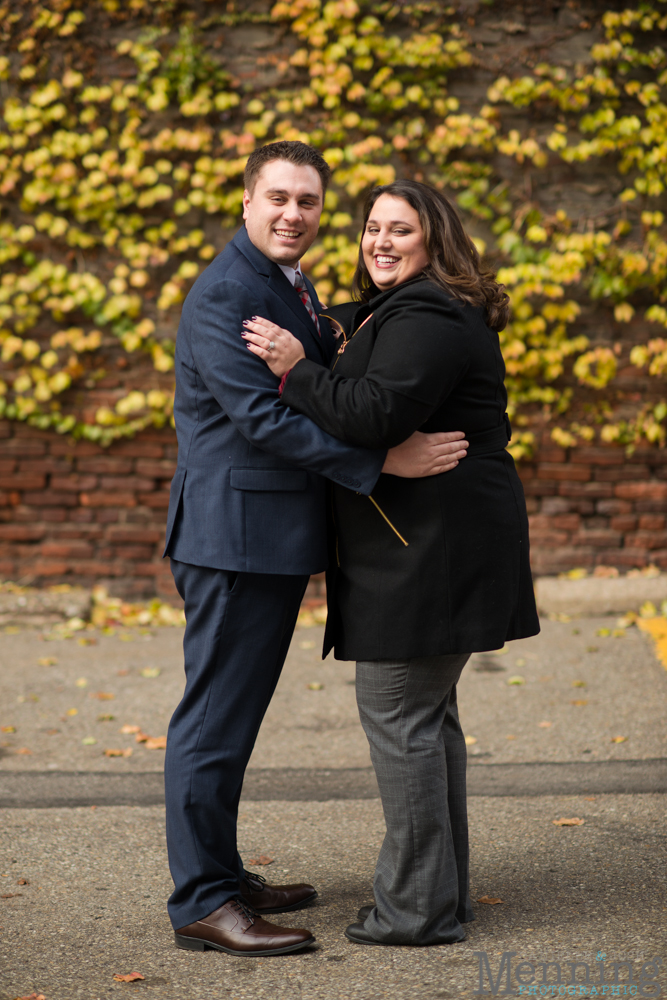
{"left": 243, "top": 180, "right": 540, "bottom": 947}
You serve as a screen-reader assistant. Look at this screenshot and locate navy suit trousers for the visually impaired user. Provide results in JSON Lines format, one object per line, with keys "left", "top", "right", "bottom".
{"left": 164, "top": 560, "right": 309, "bottom": 929}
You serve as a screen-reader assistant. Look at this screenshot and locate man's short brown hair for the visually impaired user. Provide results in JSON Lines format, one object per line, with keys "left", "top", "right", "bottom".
{"left": 244, "top": 141, "right": 331, "bottom": 197}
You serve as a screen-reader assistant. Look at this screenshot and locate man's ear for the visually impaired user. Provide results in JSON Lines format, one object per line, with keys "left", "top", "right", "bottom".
{"left": 242, "top": 189, "right": 251, "bottom": 220}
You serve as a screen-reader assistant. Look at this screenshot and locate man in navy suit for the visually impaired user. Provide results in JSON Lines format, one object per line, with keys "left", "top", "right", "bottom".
{"left": 163, "top": 141, "right": 469, "bottom": 956}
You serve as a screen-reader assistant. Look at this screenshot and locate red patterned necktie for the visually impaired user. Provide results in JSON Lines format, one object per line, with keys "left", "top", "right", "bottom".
{"left": 294, "top": 271, "right": 321, "bottom": 336}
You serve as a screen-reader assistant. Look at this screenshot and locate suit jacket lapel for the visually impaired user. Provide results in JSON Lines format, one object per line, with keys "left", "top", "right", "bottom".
{"left": 232, "top": 225, "right": 331, "bottom": 362}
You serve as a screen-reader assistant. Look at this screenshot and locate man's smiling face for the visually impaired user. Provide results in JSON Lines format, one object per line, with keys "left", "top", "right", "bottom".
{"left": 242, "top": 159, "right": 324, "bottom": 267}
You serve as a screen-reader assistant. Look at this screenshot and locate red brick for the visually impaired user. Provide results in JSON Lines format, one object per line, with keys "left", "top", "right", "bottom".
{"left": 99, "top": 476, "right": 154, "bottom": 492}
{"left": 559, "top": 482, "right": 614, "bottom": 498}
{"left": 17, "top": 459, "right": 71, "bottom": 474}
{"left": 31, "top": 560, "right": 69, "bottom": 575}
{"left": 615, "top": 482, "right": 667, "bottom": 500}
{"left": 137, "top": 492, "right": 170, "bottom": 508}
{"left": 0, "top": 460, "right": 16, "bottom": 474}
{"left": 528, "top": 530, "right": 570, "bottom": 546}
{"left": 552, "top": 514, "right": 581, "bottom": 531}
{"left": 41, "top": 508, "right": 68, "bottom": 522}
{"left": 538, "top": 463, "right": 591, "bottom": 482}
{"left": 0, "top": 525, "right": 46, "bottom": 541}
{"left": 0, "top": 440, "right": 46, "bottom": 456}
{"left": 106, "top": 527, "right": 163, "bottom": 543}
{"left": 69, "top": 508, "right": 95, "bottom": 523}
{"left": 595, "top": 465, "right": 650, "bottom": 482}
{"left": 49, "top": 441, "right": 103, "bottom": 457}
{"left": 571, "top": 529, "right": 622, "bottom": 548}
{"left": 635, "top": 500, "right": 667, "bottom": 514}
{"left": 596, "top": 548, "right": 647, "bottom": 567}
{"left": 68, "top": 560, "right": 126, "bottom": 576}
{"left": 95, "top": 510, "right": 119, "bottom": 523}
{"left": 536, "top": 447, "right": 567, "bottom": 463}
{"left": 80, "top": 492, "right": 137, "bottom": 508}
{"left": 0, "top": 560, "right": 15, "bottom": 575}
{"left": 76, "top": 458, "right": 134, "bottom": 474}
{"left": 135, "top": 460, "right": 176, "bottom": 479}
{"left": 638, "top": 515, "right": 665, "bottom": 530}
{"left": 112, "top": 545, "right": 155, "bottom": 560}
{"left": 610, "top": 516, "right": 637, "bottom": 532}
{"left": 133, "top": 562, "right": 162, "bottom": 576}
{"left": 625, "top": 531, "right": 667, "bottom": 551}
{"left": 51, "top": 475, "right": 98, "bottom": 492}
{"left": 528, "top": 515, "right": 553, "bottom": 530}
{"left": 569, "top": 447, "right": 625, "bottom": 466}
{"left": 112, "top": 442, "right": 165, "bottom": 458}
{"left": 647, "top": 548, "right": 667, "bottom": 569}
{"left": 0, "top": 473, "right": 46, "bottom": 490}
{"left": 40, "top": 542, "right": 94, "bottom": 558}
{"left": 523, "top": 480, "right": 558, "bottom": 496}
{"left": 530, "top": 546, "right": 595, "bottom": 574}
{"left": 22, "top": 491, "right": 78, "bottom": 507}
{"left": 597, "top": 500, "right": 633, "bottom": 515}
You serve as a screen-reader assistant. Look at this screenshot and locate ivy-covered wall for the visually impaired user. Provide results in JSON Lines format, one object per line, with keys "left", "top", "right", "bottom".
{"left": 0, "top": 0, "right": 666, "bottom": 589}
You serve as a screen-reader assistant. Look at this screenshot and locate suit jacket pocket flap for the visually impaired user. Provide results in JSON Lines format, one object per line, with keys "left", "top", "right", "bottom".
{"left": 230, "top": 469, "right": 308, "bottom": 492}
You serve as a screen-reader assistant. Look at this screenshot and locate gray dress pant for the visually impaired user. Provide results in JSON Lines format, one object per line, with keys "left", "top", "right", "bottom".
{"left": 356, "top": 653, "right": 473, "bottom": 945}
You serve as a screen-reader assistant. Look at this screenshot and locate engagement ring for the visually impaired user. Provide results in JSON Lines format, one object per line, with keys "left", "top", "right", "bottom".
{"left": 269, "top": 341, "right": 275, "bottom": 351}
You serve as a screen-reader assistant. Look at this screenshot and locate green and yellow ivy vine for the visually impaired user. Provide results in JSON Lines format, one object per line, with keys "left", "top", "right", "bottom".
{"left": 0, "top": 0, "right": 666, "bottom": 454}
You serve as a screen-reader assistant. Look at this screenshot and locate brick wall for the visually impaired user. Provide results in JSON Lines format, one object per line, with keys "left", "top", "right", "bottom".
{"left": 522, "top": 435, "right": 667, "bottom": 576}
{"left": 0, "top": 421, "right": 176, "bottom": 599}
{"left": 0, "top": 419, "right": 666, "bottom": 595}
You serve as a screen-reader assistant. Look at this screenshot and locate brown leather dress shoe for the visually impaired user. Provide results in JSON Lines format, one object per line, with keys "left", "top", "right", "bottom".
{"left": 240, "top": 868, "right": 318, "bottom": 914}
{"left": 175, "top": 898, "right": 315, "bottom": 956}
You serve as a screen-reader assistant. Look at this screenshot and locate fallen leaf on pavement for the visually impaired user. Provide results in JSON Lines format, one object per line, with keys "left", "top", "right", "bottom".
{"left": 477, "top": 896, "right": 503, "bottom": 904}
{"left": 117, "top": 669, "right": 130, "bottom": 676}
{"left": 120, "top": 725, "right": 141, "bottom": 734}
{"left": 140, "top": 667, "right": 161, "bottom": 678}
{"left": 82, "top": 737, "right": 97, "bottom": 746}
{"left": 1, "top": 726, "right": 15, "bottom": 733}
{"left": 571, "top": 699, "right": 588, "bottom": 706}
{"left": 247, "top": 856, "right": 274, "bottom": 866}
{"left": 506, "top": 734, "right": 517, "bottom": 740}
{"left": 299, "top": 641, "right": 315, "bottom": 649}
{"left": 538, "top": 721, "right": 553, "bottom": 728}
{"left": 78, "top": 637, "right": 97, "bottom": 646}
{"left": 307, "top": 682, "right": 324, "bottom": 690}
{"left": 595, "top": 628, "right": 611, "bottom": 637}
{"left": 13, "top": 993, "right": 45, "bottom": 999}
{"left": 65, "top": 708, "right": 78, "bottom": 716}
{"left": 90, "top": 692, "right": 114, "bottom": 701}
{"left": 75, "top": 678, "right": 88, "bottom": 688}
{"left": 1, "top": 893, "right": 22, "bottom": 898}
{"left": 16, "top": 748, "right": 32, "bottom": 755}
{"left": 144, "top": 736, "right": 167, "bottom": 750}
{"left": 464, "top": 735, "right": 477, "bottom": 745}
{"left": 572, "top": 680, "right": 586, "bottom": 687}
{"left": 46, "top": 729, "right": 60, "bottom": 736}
{"left": 97, "top": 714, "right": 115, "bottom": 722}
{"left": 16, "top": 879, "right": 29, "bottom": 885}
{"left": 38, "top": 657, "right": 58, "bottom": 666}
{"left": 134, "top": 731, "right": 149, "bottom": 743}
{"left": 113, "top": 972, "right": 145, "bottom": 982}
{"left": 586, "top": 646, "right": 598, "bottom": 653}
{"left": 507, "top": 675, "right": 525, "bottom": 685}
{"left": 104, "top": 748, "right": 133, "bottom": 758}
{"left": 553, "top": 817, "right": 585, "bottom": 826}
{"left": 611, "top": 735, "right": 627, "bottom": 743}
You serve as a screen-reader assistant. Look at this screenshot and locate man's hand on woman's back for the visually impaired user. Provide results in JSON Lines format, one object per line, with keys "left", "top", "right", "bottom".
{"left": 382, "top": 430, "right": 468, "bottom": 478}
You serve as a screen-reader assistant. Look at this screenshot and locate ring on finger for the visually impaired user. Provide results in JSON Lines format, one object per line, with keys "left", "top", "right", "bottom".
{"left": 268, "top": 341, "right": 275, "bottom": 351}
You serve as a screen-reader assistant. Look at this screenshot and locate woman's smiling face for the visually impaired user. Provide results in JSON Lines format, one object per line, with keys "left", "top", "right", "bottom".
{"left": 361, "top": 194, "right": 430, "bottom": 291}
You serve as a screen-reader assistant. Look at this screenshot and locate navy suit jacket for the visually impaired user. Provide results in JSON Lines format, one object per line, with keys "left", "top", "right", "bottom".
{"left": 164, "top": 225, "right": 385, "bottom": 575}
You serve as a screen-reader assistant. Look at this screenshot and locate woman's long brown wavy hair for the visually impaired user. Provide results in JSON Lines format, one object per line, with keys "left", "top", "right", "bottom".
{"left": 352, "top": 179, "right": 510, "bottom": 332}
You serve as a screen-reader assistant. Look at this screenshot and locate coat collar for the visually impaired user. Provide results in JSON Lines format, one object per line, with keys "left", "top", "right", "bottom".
{"left": 231, "top": 224, "right": 332, "bottom": 360}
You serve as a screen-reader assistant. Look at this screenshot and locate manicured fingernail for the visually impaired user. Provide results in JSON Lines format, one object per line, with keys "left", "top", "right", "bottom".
{"left": 251, "top": 315, "right": 258, "bottom": 320}
{"left": 242, "top": 320, "right": 250, "bottom": 326}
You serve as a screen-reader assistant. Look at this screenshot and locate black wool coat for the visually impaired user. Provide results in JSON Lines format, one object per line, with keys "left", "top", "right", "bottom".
{"left": 281, "top": 277, "right": 540, "bottom": 661}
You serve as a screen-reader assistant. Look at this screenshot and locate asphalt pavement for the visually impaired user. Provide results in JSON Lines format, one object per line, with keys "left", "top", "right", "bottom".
{"left": 0, "top": 615, "right": 666, "bottom": 999}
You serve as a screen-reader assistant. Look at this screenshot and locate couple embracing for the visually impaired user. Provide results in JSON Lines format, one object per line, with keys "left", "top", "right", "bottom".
{"left": 163, "top": 140, "right": 539, "bottom": 956}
